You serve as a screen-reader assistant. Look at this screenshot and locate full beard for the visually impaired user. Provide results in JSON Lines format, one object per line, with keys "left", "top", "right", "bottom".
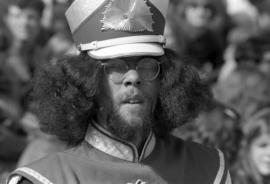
{"left": 105, "top": 109, "right": 153, "bottom": 142}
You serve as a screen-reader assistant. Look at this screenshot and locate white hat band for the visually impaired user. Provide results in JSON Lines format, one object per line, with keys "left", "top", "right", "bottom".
{"left": 79, "top": 35, "right": 166, "bottom": 51}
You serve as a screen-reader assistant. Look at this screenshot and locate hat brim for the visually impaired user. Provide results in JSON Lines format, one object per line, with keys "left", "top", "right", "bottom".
{"left": 87, "top": 43, "right": 164, "bottom": 60}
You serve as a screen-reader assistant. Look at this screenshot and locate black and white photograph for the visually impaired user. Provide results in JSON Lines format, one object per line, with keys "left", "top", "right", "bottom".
{"left": 0, "top": 0, "right": 270, "bottom": 183}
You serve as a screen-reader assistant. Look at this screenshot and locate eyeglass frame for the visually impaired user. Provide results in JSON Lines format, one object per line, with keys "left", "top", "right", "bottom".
{"left": 99, "top": 57, "right": 162, "bottom": 82}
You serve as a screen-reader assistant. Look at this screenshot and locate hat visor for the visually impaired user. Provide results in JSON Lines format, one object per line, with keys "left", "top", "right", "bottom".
{"left": 87, "top": 43, "right": 164, "bottom": 60}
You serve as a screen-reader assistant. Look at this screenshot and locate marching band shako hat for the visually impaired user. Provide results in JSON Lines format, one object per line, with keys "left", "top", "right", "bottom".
{"left": 65, "top": 0, "right": 169, "bottom": 59}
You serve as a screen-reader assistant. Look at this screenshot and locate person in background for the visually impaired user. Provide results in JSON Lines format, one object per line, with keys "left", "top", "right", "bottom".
{"left": 0, "top": 0, "right": 48, "bottom": 75}
{"left": 232, "top": 108, "right": 270, "bottom": 184}
{"left": 7, "top": 0, "right": 231, "bottom": 183}
{"left": 233, "top": 33, "right": 270, "bottom": 75}
{"left": 2, "top": 0, "right": 72, "bottom": 167}
{"left": 165, "top": 0, "right": 230, "bottom": 83}
{"left": 230, "top": 0, "right": 270, "bottom": 76}
{"left": 219, "top": 30, "right": 270, "bottom": 82}
{"left": 0, "top": 0, "right": 47, "bottom": 130}
{"left": 213, "top": 65, "right": 270, "bottom": 123}
{"left": 248, "top": 0, "right": 270, "bottom": 35}
{"left": 173, "top": 100, "right": 242, "bottom": 168}
{"left": 219, "top": 0, "right": 270, "bottom": 81}
{"left": 0, "top": 0, "right": 66, "bottom": 171}
{"left": 42, "top": 2, "right": 76, "bottom": 64}
{"left": 0, "top": 66, "right": 28, "bottom": 184}
{"left": 0, "top": 1, "right": 47, "bottom": 180}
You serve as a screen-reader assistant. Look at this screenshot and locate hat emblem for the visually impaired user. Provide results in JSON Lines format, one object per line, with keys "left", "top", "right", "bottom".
{"left": 101, "top": 0, "right": 154, "bottom": 32}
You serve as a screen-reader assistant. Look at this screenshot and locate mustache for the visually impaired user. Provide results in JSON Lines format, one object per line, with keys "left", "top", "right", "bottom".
{"left": 120, "top": 90, "right": 145, "bottom": 103}
{"left": 121, "top": 94, "right": 145, "bottom": 103}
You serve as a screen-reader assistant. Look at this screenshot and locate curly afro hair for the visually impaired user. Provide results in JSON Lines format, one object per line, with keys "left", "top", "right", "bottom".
{"left": 32, "top": 49, "right": 212, "bottom": 146}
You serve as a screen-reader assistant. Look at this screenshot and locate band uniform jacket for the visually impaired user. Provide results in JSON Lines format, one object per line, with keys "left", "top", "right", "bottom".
{"left": 7, "top": 122, "right": 231, "bottom": 184}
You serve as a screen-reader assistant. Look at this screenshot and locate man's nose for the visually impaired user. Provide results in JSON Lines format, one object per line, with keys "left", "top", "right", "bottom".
{"left": 123, "top": 70, "right": 141, "bottom": 87}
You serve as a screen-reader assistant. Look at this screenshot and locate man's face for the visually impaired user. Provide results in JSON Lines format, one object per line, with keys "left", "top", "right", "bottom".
{"left": 97, "top": 57, "right": 160, "bottom": 134}
{"left": 5, "top": 5, "right": 41, "bottom": 43}
{"left": 250, "top": 133, "right": 270, "bottom": 176}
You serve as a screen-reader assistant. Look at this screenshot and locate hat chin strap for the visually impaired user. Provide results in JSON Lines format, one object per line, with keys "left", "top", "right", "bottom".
{"left": 78, "top": 35, "right": 166, "bottom": 51}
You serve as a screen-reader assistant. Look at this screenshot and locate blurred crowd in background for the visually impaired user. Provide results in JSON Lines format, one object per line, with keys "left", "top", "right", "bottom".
{"left": 0, "top": 0, "right": 270, "bottom": 184}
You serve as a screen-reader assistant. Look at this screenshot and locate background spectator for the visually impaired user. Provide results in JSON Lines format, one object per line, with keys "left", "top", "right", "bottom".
{"left": 0, "top": 0, "right": 67, "bottom": 181}
{"left": 219, "top": 0, "right": 270, "bottom": 81}
{"left": 0, "top": 0, "right": 269, "bottom": 183}
{"left": 173, "top": 100, "right": 242, "bottom": 167}
{"left": 0, "top": 0, "right": 48, "bottom": 104}
{"left": 0, "top": 66, "right": 27, "bottom": 184}
{"left": 232, "top": 108, "right": 270, "bottom": 184}
{"left": 42, "top": 2, "right": 76, "bottom": 64}
{"left": 214, "top": 65, "right": 270, "bottom": 122}
{"left": 233, "top": 33, "right": 270, "bottom": 75}
{"left": 165, "top": 0, "right": 230, "bottom": 83}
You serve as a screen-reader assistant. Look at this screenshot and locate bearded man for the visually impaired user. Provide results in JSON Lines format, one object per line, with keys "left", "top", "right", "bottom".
{"left": 7, "top": 0, "right": 231, "bottom": 183}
